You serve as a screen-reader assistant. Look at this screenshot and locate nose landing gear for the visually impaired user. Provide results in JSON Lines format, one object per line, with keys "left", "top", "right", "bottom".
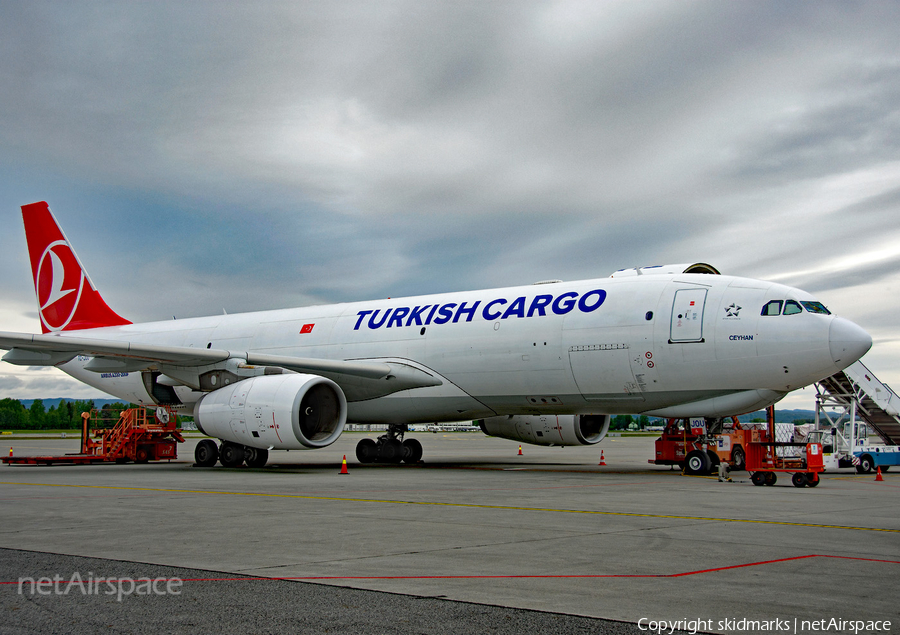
{"left": 356, "top": 424, "right": 423, "bottom": 464}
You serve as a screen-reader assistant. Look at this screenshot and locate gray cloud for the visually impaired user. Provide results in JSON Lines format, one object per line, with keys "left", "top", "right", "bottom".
{"left": 0, "top": 370, "right": 113, "bottom": 399}
{"left": 2, "top": 1, "right": 900, "bottom": 395}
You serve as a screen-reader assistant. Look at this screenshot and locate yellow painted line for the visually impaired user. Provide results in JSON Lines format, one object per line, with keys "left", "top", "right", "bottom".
{"left": 830, "top": 474, "right": 897, "bottom": 481}
{"left": 1, "top": 481, "right": 897, "bottom": 533}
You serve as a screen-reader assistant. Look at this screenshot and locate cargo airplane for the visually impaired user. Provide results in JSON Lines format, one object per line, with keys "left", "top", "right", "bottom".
{"left": 0, "top": 202, "right": 872, "bottom": 468}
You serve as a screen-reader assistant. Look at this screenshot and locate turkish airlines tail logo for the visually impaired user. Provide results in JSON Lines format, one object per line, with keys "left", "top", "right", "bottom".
{"left": 22, "top": 202, "right": 131, "bottom": 333}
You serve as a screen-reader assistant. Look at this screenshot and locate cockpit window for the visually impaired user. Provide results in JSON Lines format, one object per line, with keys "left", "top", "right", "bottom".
{"left": 761, "top": 300, "right": 783, "bottom": 316}
{"left": 783, "top": 300, "right": 803, "bottom": 315}
{"left": 801, "top": 301, "right": 831, "bottom": 315}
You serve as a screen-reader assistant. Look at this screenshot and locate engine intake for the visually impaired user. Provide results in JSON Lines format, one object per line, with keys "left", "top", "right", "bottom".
{"left": 477, "top": 414, "right": 610, "bottom": 446}
{"left": 194, "top": 374, "right": 347, "bottom": 450}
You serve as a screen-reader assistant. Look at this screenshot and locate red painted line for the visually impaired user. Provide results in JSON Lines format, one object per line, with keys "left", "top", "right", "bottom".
{"left": 667, "top": 554, "right": 818, "bottom": 577}
{"left": 272, "top": 413, "right": 283, "bottom": 444}
{"left": 4, "top": 554, "right": 897, "bottom": 586}
{"left": 813, "top": 554, "right": 900, "bottom": 564}
{"left": 178, "top": 554, "right": 900, "bottom": 581}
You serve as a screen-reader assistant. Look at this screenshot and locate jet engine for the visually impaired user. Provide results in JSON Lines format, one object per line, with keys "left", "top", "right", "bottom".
{"left": 477, "top": 414, "right": 610, "bottom": 446}
{"left": 193, "top": 374, "right": 347, "bottom": 450}
{"left": 608, "top": 262, "right": 720, "bottom": 277}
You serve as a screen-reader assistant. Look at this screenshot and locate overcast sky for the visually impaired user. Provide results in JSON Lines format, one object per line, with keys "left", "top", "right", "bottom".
{"left": 1, "top": 1, "right": 899, "bottom": 410}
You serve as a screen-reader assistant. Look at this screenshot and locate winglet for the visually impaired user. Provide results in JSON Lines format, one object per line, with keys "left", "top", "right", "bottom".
{"left": 21, "top": 201, "right": 131, "bottom": 333}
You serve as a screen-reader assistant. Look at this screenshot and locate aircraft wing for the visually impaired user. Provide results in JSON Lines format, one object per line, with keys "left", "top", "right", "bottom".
{"left": 0, "top": 331, "right": 230, "bottom": 367}
{"left": 0, "top": 331, "right": 441, "bottom": 399}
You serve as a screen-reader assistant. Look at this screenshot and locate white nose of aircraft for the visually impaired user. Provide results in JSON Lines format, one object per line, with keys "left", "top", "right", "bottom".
{"left": 829, "top": 317, "right": 873, "bottom": 367}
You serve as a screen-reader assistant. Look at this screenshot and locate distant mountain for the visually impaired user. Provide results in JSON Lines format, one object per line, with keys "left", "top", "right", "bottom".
{"left": 737, "top": 409, "right": 829, "bottom": 423}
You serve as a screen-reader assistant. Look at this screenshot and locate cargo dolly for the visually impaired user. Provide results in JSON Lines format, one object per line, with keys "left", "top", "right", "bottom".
{"left": 745, "top": 406, "right": 824, "bottom": 488}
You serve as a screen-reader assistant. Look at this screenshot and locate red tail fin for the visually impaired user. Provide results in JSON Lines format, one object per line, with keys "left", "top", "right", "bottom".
{"left": 21, "top": 201, "right": 131, "bottom": 333}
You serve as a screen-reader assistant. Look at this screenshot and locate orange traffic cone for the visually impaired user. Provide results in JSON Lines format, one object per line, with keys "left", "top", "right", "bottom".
{"left": 598, "top": 450, "right": 607, "bottom": 466}
{"left": 517, "top": 445, "right": 523, "bottom": 456}
{"left": 339, "top": 455, "right": 348, "bottom": 474}
{"left": 875, "top": 466, "right": 883, "bottom": 481}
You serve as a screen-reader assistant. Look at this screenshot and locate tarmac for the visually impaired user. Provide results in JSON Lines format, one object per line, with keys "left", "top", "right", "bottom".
{"left": 1, "top": 433, "right": 898, "bottom": 634}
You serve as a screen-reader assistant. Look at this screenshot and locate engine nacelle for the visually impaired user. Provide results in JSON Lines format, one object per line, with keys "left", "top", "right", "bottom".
{"left": 608, "top": 262, "right": 720, "bottom": 278}
{"left": 477, "top": 414, "right": 610, "bottom": 446}
{"left": 193, "top": 374, "right": 347, "bottom": 450}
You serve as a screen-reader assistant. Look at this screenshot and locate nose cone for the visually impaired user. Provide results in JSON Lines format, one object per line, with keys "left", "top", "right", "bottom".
{"left": 829, "top": 317, "right": 872, "bottom": 368}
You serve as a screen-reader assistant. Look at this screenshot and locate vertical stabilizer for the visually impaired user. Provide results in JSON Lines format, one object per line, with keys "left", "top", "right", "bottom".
{"left": 21, "top": 201, "right": 131, "bottom": 333}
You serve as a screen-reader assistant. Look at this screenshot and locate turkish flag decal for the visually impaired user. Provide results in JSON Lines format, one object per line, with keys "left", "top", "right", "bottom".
{"left": 300, "top": 324, "right": 314, "bottom": 334}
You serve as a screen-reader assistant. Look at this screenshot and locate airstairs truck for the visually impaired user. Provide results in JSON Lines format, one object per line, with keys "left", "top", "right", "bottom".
{"left": 811, "top": 361, "right": 900, "bottom": 473}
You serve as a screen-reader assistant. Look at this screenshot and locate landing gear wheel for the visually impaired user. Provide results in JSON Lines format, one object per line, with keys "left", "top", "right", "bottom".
{"left": 731, "top": 447, "right": 746, "bottom": 471}
{"left": 380, "top": 438, "right": 403, "bottom": 463}
{"left": 791, "top": 472, "right": 808, "bottom": 488}
{"left": 856, "top": 454, "right": 874, "bottom": 474}
{"left": 706, "top": 450, "right": 720, "bottom": 471}
{"left": 356, "top": 438, "right": 377, "bottom": 464}
{"left": 806, "top": 473, "right": 820, "bottom": 487}
{"left": 751, "top": 472, "right": 766, "bottom": 486}
{"left": 220, "top": 442, "right": 245, "bottom": 468}
{"left": 402, "top": 438, "right": 423, "bottom": 464}
{"left": 245, "top": 447, "right": 268, "bottom": 468}
{"left": 764, "top": 472, "right": 777, "bottom": 486}
{"left": 370, "top": 425, "right": 421, "bottom": 465}
{"left": 194, "top": 439, "right": 219, "bottom": 467}
{"left": 684, "top": 450, "right": 711, "bottom": 475}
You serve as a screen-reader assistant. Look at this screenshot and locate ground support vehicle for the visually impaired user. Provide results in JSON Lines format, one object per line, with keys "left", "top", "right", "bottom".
{"left": 853, "top": 446, "right": 900, "bottom": 473}
{"left": 711, "top": 421, "right": 764, "bottom": 471}
{"left": 807, "top": 423, "right": 900, "bottom": 473}
{"left": 650, "top": 416, "right": 760, "bottom": 474}
{"left": 650, "top": 417, "right": 721, "bottom": 475}
{"left": 813, "top": 360, "right": 900, "bottom": 473}
{"left": 3, "top": 407, "right": 183, "bottom": 466}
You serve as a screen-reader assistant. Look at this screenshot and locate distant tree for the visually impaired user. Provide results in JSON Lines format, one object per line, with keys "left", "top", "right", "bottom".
{"left": 750, "top": 418, "right": 766, "bottom": 423}
{"left": 29, "top": 399, "right": 46, "bottom": 430}
{"left": 611, "top": 415, "right": 632, "bottom": 430}
{"left": 71, "top": 401, "right": 90, "bottom": 428}
{"left": 46, "top": 405, "right": 61, "bottom": 429}
{"left": 639, "top": 415, "right": 650, "bottom": 429}
{"left": 73, "top": 400, "right": 95, "bottom": 421}
{"left": 0, "top": 398, "right": 27, "bottom": 430}
{"left": 98, "top": 402, "right": 128, "bottom": 428}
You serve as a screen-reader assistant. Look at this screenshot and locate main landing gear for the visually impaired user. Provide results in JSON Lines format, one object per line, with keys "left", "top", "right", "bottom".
{"left": 194, "top": 439, "right": 269, "bottom": 468}
{"left": 355, "top": 424, "right": 423, "bottom": 464}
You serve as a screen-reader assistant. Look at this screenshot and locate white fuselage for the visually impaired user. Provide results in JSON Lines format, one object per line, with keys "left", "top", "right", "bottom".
{"left": 59, "top": 273, "right": 868, "bottom": 423}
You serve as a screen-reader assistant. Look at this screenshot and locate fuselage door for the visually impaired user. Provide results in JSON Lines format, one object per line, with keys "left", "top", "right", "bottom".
{"left": 670, "top": 288, "right": 707, "bottom": 343}
{"left": 568, "top": 344, "right": 644, "bottom": 401}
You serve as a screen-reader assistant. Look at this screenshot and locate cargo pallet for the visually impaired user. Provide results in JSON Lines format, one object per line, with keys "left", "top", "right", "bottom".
{"left": 3, "top": 406, "right": 183, "bottom": 466}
